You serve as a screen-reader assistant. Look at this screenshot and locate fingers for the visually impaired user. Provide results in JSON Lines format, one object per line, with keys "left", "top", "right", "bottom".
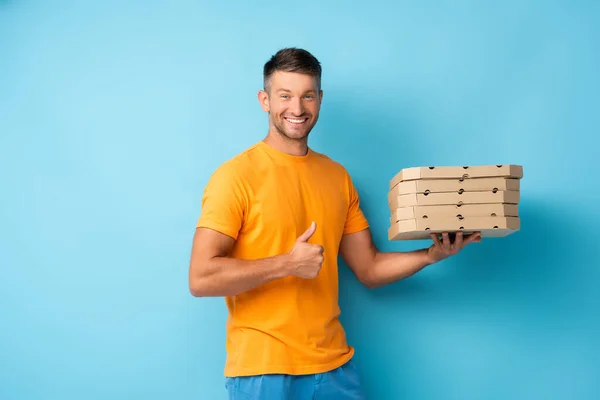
{"left": 441, "top": 232, "right": 451, "bottom": 252}
{"left": 464, "top": 231, "right": 482, "bottom": 244}
{"left": 315, "top": 244, "right": 325, "bottom": 256}
{"left": 318, "top": 248, "right": 325, "bottom": 265}
{"left": 449, "top": 231, "right": 481, "bottom": 251}
{"left": 429, "top": 230, "right": 481, "bottom": 263}
{"left": 430, "top": 232, "right": 442, "bottom": 248}
{"left": 442, "top": 231, "right": 482, "bottom": 247}
{"left": 451, "top": 231, "right": 464, "bottom": 252}
{"left": 296, "top": 221, "right": 316, "bottom": 242}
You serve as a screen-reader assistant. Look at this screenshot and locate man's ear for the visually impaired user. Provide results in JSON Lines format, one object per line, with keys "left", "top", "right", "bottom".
{"left": 319, "top": 90, "right": 323, "bottom": 103}
{"left": 258, "top": 90, "right": 270, "bottom": 112}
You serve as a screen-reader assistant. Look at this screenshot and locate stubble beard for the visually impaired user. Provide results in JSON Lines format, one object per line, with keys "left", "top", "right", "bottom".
{"left": 270, "top": 113, "right": 318, "bottom": 142}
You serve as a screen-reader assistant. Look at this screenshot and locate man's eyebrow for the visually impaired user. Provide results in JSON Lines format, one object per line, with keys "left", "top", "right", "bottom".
{"left": 276, "top": 89, "right": 316, "bottom": 93}
{"left": 274, "top": 89, "right": 317, "bottom": 95}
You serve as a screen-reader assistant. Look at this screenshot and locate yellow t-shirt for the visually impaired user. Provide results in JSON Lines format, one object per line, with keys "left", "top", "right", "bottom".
{"left": 196, "top": 140, "right": 370, "bottom": 377}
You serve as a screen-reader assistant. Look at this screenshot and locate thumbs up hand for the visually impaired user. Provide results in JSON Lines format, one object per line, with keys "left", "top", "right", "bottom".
{"left": 287, "top": 222, "right": 324, "bottom": 279}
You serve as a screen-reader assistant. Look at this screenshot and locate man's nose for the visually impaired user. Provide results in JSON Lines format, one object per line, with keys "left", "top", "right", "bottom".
{"left": 290, "top": 98, "right": 303, "bottom": 115}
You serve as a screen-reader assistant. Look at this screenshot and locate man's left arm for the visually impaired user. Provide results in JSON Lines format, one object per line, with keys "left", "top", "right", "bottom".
{"left": 339, "top": 228, "right": 481, "bottom": 289}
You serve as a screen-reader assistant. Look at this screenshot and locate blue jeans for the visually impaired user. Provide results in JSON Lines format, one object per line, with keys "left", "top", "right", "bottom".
{"left": 224, "top": 359, "right": 365, "bottom": 399}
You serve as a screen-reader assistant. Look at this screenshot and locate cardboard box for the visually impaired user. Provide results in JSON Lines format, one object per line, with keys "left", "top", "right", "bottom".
{"left": 390, "top": 164, "right": 523, "bottom": 190}
{"left": 388, "top": 177, "right": 520, "bottom": 202}
{"left": 387, "top": 164, "right": 523, "bottom": 240}
{"left": 390, "top": 203, "right": 519, "bottom": 223}
{"left": 388, "top": 216, "right": 520, "bottom": 240}
{"left": 389, "top": 190, "right": 520, "bottom": 211}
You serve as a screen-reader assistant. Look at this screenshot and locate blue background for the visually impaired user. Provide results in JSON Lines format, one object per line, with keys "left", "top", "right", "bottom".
{"left": 1, "top": 1, "right": 599, "bottom": 399}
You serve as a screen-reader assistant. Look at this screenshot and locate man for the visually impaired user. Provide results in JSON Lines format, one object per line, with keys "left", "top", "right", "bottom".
{"left": 189, "top": 48, "right": 481, "bottom": 399}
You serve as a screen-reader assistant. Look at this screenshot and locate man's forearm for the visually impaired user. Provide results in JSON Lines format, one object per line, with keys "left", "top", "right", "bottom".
{"left": 190, "top": 254, "right": 291, "bottom": 297}
{"left": 368, "top": 249, "right": 433, "bottom": 288}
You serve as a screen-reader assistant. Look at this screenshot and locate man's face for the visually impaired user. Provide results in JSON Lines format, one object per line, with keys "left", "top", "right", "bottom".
{"left": 259, "top": 71, "right": 323, "bottom": 141}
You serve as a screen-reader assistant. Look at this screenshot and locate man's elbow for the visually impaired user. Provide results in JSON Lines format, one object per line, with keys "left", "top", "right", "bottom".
{"left": 189, "top": 276, "right": 208, "bottom": 297}
{"left": 189, "top": 260, "right": 211, "bottom": 297}
{"left": 357, "top": 269, "right": 379, "bottom": 289}
{"left": 361, "top": 278, "right": 380, "bottom": 290}
{"left": 189, "top": 282, "right": 204, "bottom": 297}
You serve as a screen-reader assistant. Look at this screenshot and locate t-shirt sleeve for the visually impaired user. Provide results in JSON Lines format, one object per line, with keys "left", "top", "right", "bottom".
{"left": 344, "top": 171, "right": 370, "bottom": 235}
{"left": 196, "top": 163, "right": 246, "bottom": 240}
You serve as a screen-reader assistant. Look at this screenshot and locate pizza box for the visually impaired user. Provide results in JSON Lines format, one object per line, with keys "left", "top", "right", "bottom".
{"left": 389, "top": 190, "right": 520, "bottom": 211}
{"left": 390, "top": 164, "right": 523, "bottom": 190}
{"left": 388, "top": 216, "right": 520, "bottom": 240}
{"left": 390, "top": 203, "right": 519, "bottom": 223}
{"left": 388, "top": 177, "right": 520, "bottom": 202}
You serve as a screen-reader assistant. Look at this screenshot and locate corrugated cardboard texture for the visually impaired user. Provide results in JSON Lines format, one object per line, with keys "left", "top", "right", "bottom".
{"left": 390, "top": 203, "right": 519, "bottom": 223}
{"left": 389, "top": 190, "right": 520, "bottom": 210}
{"left": 388, "top": 216, "right": 520, "bottom": 240}
{"left": 388, "top": 177, "right": 520, "bottom": 201}
{"left": 390, "top": 164, "right": 523, "bottom": 189}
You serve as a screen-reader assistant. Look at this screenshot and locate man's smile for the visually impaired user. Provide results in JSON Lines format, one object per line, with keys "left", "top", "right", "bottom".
{"left": 284, "top": 117, "right": 308, "bottom": 124}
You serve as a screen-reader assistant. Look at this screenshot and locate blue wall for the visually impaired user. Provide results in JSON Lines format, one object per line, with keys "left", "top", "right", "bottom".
{"left": 1, "top": 1, "right": 599, "bottom": 399}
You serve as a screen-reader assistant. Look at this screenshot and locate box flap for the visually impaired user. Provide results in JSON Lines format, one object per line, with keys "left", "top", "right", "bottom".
{"left": 388, "top": 177, "right": 520, "bottom": 201}
{"left": 390, "top": 164, "right": 523, "bottom": 189}
{"left": 389, "top": 190, "right": 520, "bottom": 210}
{"left": 390, "top": 203, "right": 519, "bottom": 223}
{"left": 388, "top": 216, "right": 520, "bottom": 240}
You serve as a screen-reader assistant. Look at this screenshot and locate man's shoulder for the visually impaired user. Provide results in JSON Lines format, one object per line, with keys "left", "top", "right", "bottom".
{"left": 227, "top": 141, "right": 263, "bottom": 163}
{"left": 310, "top": 149, "right": 350, "bottom": 176}
{"left": 209, "top": 142, "right": 263, "bottom": 179}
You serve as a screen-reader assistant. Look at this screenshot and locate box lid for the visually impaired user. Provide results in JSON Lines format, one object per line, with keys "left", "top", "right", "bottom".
{"left": 389, "top": 190, "right": 520, "bottom": 210}
{"left": 388, "top": 216, "right": 520, "bottom": 240}
{"left": 390, "top": 164, "right": 523, "bottom": 189}
{"left": 390, "top": 203, "right": 519, "bottom": 223}
{"left": 388, "top": 177, "right": 520, "bottom": 201}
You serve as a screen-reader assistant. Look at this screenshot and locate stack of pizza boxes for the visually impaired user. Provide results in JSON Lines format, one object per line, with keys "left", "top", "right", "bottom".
{"left": 387, "top": 164, "right": 523, "bottom": 240}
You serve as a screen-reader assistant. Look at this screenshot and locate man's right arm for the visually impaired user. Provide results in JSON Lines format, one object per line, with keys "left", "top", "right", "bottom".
{"left": 189, "top": 222, "right": 323, "bottom": 297}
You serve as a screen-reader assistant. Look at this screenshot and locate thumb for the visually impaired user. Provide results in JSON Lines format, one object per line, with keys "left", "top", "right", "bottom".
{"left": 296, "top": 221, "right": 316, "bottom": 243}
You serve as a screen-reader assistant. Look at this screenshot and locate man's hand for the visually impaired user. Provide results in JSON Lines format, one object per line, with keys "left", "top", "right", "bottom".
{"left": 287, "top": 221, "right": 324, "bottom": 279}
{"left": 427, "top": 231, "right": 482, "bottom": 264}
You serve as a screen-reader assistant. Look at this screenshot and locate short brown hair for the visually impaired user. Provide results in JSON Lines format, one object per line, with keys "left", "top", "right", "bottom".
{"left": 263, "top": 47, "right": 322, "bottom": 91}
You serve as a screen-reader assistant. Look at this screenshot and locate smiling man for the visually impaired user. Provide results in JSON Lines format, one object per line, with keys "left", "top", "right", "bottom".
{"left": 189, "top": 48, "right": 481, "bottom": 399}
{"left": 260, "top": 65, "right": 321, "bottom": 142}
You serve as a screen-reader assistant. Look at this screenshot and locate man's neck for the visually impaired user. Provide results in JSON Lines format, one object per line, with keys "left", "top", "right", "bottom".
{"left": 263, "top": 130, "right": 308, "bottom": 156}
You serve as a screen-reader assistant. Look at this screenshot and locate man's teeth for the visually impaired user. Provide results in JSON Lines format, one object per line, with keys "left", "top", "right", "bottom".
{"left": 285, "top": 118, "right": 306, "bottom": 124}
